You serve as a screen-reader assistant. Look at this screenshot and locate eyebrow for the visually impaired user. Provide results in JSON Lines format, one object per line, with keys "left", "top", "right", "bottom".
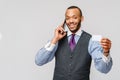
{"left": 66, "top": 15, "right": 77, "bottom": 18}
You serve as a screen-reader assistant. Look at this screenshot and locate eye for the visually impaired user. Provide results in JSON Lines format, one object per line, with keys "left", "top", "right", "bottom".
{"left": 74, "top": 17, "right": 77, "bottom": 19}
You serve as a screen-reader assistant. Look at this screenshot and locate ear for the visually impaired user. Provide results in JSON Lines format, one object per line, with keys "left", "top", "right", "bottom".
{"left": 80, "top": 16, "right": 84, "bottom": 22}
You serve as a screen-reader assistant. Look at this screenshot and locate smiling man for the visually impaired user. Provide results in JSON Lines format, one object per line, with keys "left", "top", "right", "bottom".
{"left": 35, "top": 6, "right": 113, "bottom": 80}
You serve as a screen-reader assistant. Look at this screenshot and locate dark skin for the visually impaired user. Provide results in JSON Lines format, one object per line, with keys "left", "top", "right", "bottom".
{"left": 51, "top": 8, "right": 111, "bottom": 57}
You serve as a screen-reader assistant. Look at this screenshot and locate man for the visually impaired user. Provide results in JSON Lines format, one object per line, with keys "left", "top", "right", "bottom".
{"left": 35, "top": 6, "right": 112, "bottom": 80}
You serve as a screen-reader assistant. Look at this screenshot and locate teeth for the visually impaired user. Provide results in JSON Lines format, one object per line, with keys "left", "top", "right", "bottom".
{"left": 70, "top": 25, "right": 74, "bottom": 27}
{"left": 70, "top": 24, "right": 74, "bottom": 26}
{"left": 70, "top": 24, "right": 75, "bottom": 26}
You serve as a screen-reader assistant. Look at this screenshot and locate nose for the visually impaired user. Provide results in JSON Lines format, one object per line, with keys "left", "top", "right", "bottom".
{"left": 69, "top": 18, "right": 73, "bottom": 23}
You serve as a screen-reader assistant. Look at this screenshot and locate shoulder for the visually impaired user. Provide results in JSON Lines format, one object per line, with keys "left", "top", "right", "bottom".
{"left": 82, "top": 30, "right": 92, "bottom": 39}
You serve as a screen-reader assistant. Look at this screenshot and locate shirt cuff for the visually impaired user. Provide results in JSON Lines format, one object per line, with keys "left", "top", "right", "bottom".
{"left": 102, "top": 54, "right": 111, "bottom": 63}
{"left": 44, "top": 42, "right": 56, "bottom": 51}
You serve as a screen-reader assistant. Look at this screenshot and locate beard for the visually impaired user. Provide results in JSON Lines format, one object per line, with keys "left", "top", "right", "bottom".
{"left": 70, "top": 22, "right": 81, "bottom": 33}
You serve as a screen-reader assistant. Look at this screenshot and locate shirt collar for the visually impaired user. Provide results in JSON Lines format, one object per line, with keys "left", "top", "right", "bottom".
{"left": 67, "top": 28, "right": 83, "bottom": 37}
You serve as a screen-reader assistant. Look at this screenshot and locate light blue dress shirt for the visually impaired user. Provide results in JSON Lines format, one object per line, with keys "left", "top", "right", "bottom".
{"left": 35, "top": 29, "right": 112, "bottom": 74}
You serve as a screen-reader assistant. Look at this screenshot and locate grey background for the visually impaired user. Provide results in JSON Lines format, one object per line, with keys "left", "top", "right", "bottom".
{"left": 0, "top": 0, "right": 119, "bottom": 80}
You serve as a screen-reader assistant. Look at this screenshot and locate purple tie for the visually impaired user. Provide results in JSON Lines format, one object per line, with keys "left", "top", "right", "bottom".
{"left": 69, "top": 34, "right": 76, "bottom": 51}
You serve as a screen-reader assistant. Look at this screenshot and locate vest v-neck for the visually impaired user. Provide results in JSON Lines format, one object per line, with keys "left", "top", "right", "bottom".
{"left": 66, "top": 32, "right": 84, "bottom": 53}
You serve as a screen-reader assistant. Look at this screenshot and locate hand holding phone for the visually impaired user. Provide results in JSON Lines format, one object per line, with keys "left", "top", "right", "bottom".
{"left": 58, "top": 20, "right": 67, "bottom": 35}
{"left": 51, "top": 21, "right": 67, "bottom": 44}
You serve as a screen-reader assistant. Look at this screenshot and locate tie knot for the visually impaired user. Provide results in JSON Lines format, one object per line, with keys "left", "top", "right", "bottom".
{"left": 69, "top": 34, "right": 76, "bottom": 51}
{"left": 71, "top": 34, "right": 75, "bottom": 42}
{"left": 72, "top": 34, "right": 75, "bottom": 37}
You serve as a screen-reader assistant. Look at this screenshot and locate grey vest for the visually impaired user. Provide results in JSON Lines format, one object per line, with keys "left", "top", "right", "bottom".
{"left": 53, "top": 31, "right": 92, "bottom": 80}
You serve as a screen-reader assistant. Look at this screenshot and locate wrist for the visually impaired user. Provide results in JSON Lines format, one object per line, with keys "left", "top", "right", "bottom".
{"left": 103, "top": 50, "right": 110, "bottom": 57}
{"left": 104, "top": 50, "right": 110, "bottom": 53}
{"left": 51, "top": 38, "right": 59, "bottom": 44}
{"left": 103, "top": 53, "right": 109, "bottom": 57}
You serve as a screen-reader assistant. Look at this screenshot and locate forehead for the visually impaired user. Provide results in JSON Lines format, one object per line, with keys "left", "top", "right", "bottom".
{"left": 65, "top": 8, "right": 80, "bottom": 17}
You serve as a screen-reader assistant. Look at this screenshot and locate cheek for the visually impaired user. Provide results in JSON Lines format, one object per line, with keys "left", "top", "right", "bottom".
{"left": 76, "top": 20, "right": 81, "bottom": 25}
{"left": 76, "top": 19, "right": 81, "bottom": 23}
{"left": 66, "top": 20, "right": 69, "bottom": 24}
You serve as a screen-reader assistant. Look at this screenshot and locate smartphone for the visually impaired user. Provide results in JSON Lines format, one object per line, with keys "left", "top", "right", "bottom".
{"left": 63, "top": 20, "right": 68, "bottom": 32}
{"left": 62, "top": 20, "right": 66, "bottom": 29}
{"left": 61, "top": 20, "right": 67, "bottom": 35}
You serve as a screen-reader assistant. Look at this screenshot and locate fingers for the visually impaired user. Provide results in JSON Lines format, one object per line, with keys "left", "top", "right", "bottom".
{"left": 100, "top": 38, "right": 112, "bottom": 53}
{"left": 56, "top": 24, "right": 66, "bottom": 34}
{"left": 101, "top": 38, "right": 111, "bottom": 43}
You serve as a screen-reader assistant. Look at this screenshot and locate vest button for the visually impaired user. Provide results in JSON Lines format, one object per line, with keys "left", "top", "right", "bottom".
{"left": 69, "top": 63, "right": 71, "bottom": 66}
{"left": 70, "top": 56, "right": 73, "bottom": 59}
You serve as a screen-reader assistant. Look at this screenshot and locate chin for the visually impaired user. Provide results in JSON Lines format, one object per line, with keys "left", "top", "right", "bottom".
{"left": 70, "top": 27, "right": 80, "bottom": 33}
{"left": 70, "top": 29, "right": 76, "bottom": 33}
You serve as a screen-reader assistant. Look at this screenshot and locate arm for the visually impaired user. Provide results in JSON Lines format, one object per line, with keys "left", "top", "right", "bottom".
{"left": 35, "top": 23, "right": 67, "bottom": 66}
{"left": 89, "top": 38, "right": 113, "bottom": 73}
{"left": 35, "top": 41, "right": 58, "bottom": 66}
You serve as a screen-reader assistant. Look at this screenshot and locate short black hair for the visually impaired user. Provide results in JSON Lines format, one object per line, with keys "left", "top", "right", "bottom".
{"left": 67, "top": 6, "right": 82, "bottom": 16}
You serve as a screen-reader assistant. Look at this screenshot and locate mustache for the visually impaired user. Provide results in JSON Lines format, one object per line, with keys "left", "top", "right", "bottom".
{"left": 67, "top": 22, "right": 81, "bottom": 27}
